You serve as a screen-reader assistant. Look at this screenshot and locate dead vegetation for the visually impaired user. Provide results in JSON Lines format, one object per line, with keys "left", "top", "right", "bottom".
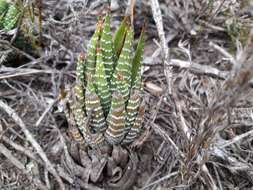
{"left": 1, "top": 0, "right": 253, "bottom": 189}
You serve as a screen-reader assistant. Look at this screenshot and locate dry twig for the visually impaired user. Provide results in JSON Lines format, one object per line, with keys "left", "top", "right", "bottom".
{"left": 150, "top": 0, "right": 172, "bottom": 93}
{"left": 0, "top": 143, "right": 48, "bottom": 190}
{"left": 0, "top": 100, "right": 65, "bottom": 190}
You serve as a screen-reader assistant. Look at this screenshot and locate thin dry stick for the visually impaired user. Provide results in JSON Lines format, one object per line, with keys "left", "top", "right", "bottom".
{"left": 125, "top": 0, "right": 136, "bottom": 26}
{"left": 0, "top": 40, "right": 35, "bottom": 61}
{"left": 2, "top": 133, "right": 84, "bottom": 189}
{"left": 0, "top": 67, "right": 56, "bottom": 80}
{"left": 218, "top": 128, "right": 253, "bottom": 148}
{"left": 1, "top": 135, "right": 38, "bottom": 161}
{"left": 0, "top": 143, "right": 48, "bottom": 190}
{"left": 0, "top": 100, "right": 65, "bottom": 190}
{"left": 141, "top": 171, "right": 178, "bottom": 190}
{"left": 168, "top": 59, "right": 228, "bottom": 79}
{"left": 198, "top": 19, "right": 225, "bottom": 32}
{"left": 0, "top": 143, "right": 26, "bottom": 171}
{"left": 36, "top": 98, "right": 58, "bottom": 127}
{"left": 213, "top": 164, "right": 223, "bottom": 190}
{"left": 209, "top": 41, "right": 236, "bottom": 65}
{"left": 150, "top": 0, "right": 172, "bottom": 93}
{"left": 152, "top": 123, "right": 184, "bottom": 158}
{"left": 149, "top": 0, "right": 168, "bottom": 60}
{"left": 3, "top": 135, "right": 51, "bottom": 189}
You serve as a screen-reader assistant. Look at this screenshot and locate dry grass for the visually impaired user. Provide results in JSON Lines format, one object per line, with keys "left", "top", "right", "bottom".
{"left": 1, "top": 0, "right": 253, "bottom": 189}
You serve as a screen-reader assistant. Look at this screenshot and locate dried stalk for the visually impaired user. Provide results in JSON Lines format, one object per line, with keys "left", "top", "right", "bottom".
{"left": 0, "top": 143, "right": 48, "bottom": 190}
{"left": 150, "top": 0, "right": 172, "bottom": 93}
{"left": 0, "top": 100, "right": 65, "bottom": 190}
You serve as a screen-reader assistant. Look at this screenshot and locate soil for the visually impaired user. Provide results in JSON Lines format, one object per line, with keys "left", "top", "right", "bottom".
{"left": 1, "top": 0, "right": 253, "bottom": 190}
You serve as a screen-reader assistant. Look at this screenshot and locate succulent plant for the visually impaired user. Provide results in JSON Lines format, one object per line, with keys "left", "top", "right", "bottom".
{"left": 0, "top": 0, "right": 21, "bottom": 31}
{"left": 0, "top": 0, "right": 41, "bottom": 64}
{"left": 65, "top": 13, "right": 145, "bottom": 148}
{"left": 0, "top": 0, "right": 8, "bottom": 26}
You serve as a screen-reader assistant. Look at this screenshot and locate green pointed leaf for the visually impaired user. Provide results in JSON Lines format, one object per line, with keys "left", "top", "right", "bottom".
{"left": 111, "top": 27, "right": 134, "bottom": 102}
{"left": 62, "top": 88, "right": 84, "bottom": 143}
{"left": 75, "top": 53, "right": 86, "bottom": 113}
{"left": 3, "top": 3, "right": 20, "bottom": 31}
{"left": 125, "top": 89, "right": 140, "bottom": 134}
{"left": 73, "top": 83, "right": 85, "bottom": 113}
{"left": 0, "top": 0, "right": 8, "bottom": 15}
{"left": 89, "top": 133, "right": 106, "bottom": 148}
{"left": 68, "top": 125, "right": 85, "bottom": 143}
{"left": 105, "top": 91, "right": 126, "bottom": 145}
{"left": 113, "top": 16, "right": 130, "bottom": 60}
{"left": 0, "top": 0, "right": 8, "bottom": 28}
{"left": 85, "top": 18, "right": 102, "bottom": 78}
{"left": 63, "top": 86, "right": 90, "bottom": 144}
{"left": 101, "top": 13, "right": 115, "bottom": 83}
{"left": 85, "top": 80, "right": 107, "bottom": 133}
{"left": 95, "top": 47, "right": 111, "bottom": 115}
{"left": 76, "top": 53, "right": 86, "bottom": 83}
{"left": 72, "top": 87, "right": 89, "bottom": 141}
{"left": 131, "top": 26, "right": 145, "bottom": 88}
{"left": 122, "top": 99, "right": 145, "bottom": 144}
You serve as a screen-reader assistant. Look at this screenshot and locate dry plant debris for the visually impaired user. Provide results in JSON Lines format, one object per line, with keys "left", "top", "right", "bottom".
{"left": 1, "top": 0, "right": 253, "bottom": 189}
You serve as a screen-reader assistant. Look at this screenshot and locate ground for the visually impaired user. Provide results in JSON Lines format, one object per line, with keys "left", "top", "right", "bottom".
{"left": 1, "top": 0, "right": 253, "bottom": 189}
